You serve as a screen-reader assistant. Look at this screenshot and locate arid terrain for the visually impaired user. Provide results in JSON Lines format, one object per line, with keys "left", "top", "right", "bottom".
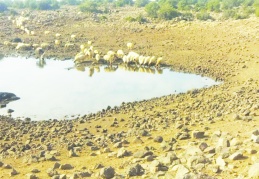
{"left": 0, "top": 6, "right": 259, "bottom": 179}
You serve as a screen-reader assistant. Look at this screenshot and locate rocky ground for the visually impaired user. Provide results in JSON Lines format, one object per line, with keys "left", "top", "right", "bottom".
{"left": 0, "top": 6, "right": 259, "bottom": 179}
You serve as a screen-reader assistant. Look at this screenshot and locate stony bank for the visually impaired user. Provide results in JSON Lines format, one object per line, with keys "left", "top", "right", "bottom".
{"left": 0, "top": 6, "right": 259, "bottom": 179}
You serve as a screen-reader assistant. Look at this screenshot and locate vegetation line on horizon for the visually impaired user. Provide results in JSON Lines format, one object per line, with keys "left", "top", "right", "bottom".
{"left": 0, "top": 0, "right": 259, "bottom": 21}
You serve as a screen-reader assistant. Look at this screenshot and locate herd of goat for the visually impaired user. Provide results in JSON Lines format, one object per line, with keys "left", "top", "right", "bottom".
{"left": 73, "top": 42, "right": 163, "bottom": 67}
{"left": 4, "top": 15, "right": 164, "bottom": 69}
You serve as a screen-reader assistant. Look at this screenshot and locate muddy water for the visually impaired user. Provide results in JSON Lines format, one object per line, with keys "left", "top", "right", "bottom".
{"left": 0, "top": 57, "right": 220, "bottom": 120}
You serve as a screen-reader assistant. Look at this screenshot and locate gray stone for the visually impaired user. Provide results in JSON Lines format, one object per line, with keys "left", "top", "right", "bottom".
{"left": 46, "top": 168, "right": 58, "bottom": 177}
{"left": 10, "top": 168, "right": 18, "bottom": 176}
{"left": 3, "top": 163, "right": 12, "bottom": 169}
{"left": 204, "top": 146, "right": 215, "bottom": 154}
{"left": 45, "top": 153, "right": 57, "bottom": 161}
{"left": 252, "top": 129, "right": 259, "bottom": 135}
{"left": 158, "top": 152, "right": 178, "bottom": 165}
{"left": 31, "top": 169, "right": 40, "bottom": 173}
{"left": 68, "top": 150, "right": 77, "bottom": 157}
{"left": 187, "top": 156, "right": 210, "bottom": 168}
{"left": 117, "top": 147, "right": 129, "bottom": 158}
{"left": 160, "top": 142, "right": 172, "bottom": 151}
{"left": 100, "top": 166, "right": 115, "bottom": 179}
{"left": 113, "top": 142, "right": 122, "bottom": 148}
{"left": 53, "top": 162, "right": 61, "bottom": 169}
{"left": 229, "top": 151, "right": 243, "bottom": 160}
{"left": 74, "top": 171, "right": 92, "bottom": 178}
{"left": 192, "top": 131, "right": 205, "bottom": 139}
{"left": 154, "top": 136, "right": 163, "bottom": 143}
{"left": 60, "top": 163, "right": 74, "bottom": 170}
{"left": 26, "top": 173, "right": 38, "bottom": 179}
{"left": 127, "top": 164, "right": 145, "bottom": 176}
{"left": 248, "top": 162, "right": 259, "bottom": 178}
{"left": 133, "top": 150, "right": 153, "bottom": 158}
{"left": 199, "top": 142, "right": 208, "bottom": 151}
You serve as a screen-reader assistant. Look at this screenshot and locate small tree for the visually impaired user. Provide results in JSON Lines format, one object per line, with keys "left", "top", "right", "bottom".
{"left": 80, "top": 1, "right": 98, "bottom": 13}
{"left": 158, "top": 3, "right": 180, "bottom": 20}
{"left": 145, "top": 2, "right": 160, "bottom": 18}
{"left": 207, "top": 0, "right": 220, "bottom": 12}
{"left": 135, "top": 0, "right": 149, "bottom": 7}
{"left": 196, "top": 11, "right": 213, "bottom": 21}
{"left": 115, "top": 0, "right": 133, "bottom": 7}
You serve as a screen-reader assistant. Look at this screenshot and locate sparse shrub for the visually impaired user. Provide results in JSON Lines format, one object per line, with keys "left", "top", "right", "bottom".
{"left": 115, "top": 0, "right": 133, "bottom": 7}
{"left": 181, "top": 12, "right": 194, "bottom": 21}
{"left": 80, "top": 1, "right": 98, "bottom": 13}
{"left": 196, "top": 11, "right": 213, "bottom": 21}
{"left": 135, "top": 0, "right": 150, "bottom": 7}
{"left": 222, "top": 9, "right": 236, "bottom": 19}
{"left": 125, "top": 14, "right": 147, "bottom": 23}
{"left": 207, "top": 0, "right": 221, "bottom": 12}
{"left": 100, "top": 15, "right": 107, "bottom": 21}
{"left": 125, "top": 16, "right": 135, "bottom": 22}
{"left": 135, "top": 14, "right": 147, "bottom": 23}
{"left": 145, "top": 2, "right": 160, "bottom": 18}
{"left": 158, "top": 3, "right": 180, "bottom": 20}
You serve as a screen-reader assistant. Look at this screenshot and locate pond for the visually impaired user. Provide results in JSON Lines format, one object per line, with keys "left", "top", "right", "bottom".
{"left": 0, "top": 57, "right": 220, "bottom": 120}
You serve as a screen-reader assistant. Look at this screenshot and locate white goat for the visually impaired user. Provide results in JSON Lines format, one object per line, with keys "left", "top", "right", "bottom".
{"left": 127, "top": 42, "right": 134, "bottom": 50}
{"left": 148, "top": 56, "right": 156, "bottom": 66}
{"left": 116, "top": 50, "right": 124, "bottom": 59}
{"left": 156, "top": 57, "right": 163, "bottom": 67}
{"left": 127, "top": 51, "right": 139, "bottom": 64}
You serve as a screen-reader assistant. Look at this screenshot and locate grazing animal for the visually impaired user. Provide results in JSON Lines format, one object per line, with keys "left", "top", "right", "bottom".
{"left": 116, "top": 50, "right": 124, "bottom": 59}
{"left": 156, "top": 57, "right": 163, "bottom": 67}
{"left": 127, "top": 42, "right": 134, "bottom": 50}
{"left": 148, "top": 56, "right": 156, "bottom": 66}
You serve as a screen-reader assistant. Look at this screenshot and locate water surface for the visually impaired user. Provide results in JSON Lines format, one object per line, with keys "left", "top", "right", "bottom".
{"left": 0, "top": 57, "right": 220, "bottom": 120}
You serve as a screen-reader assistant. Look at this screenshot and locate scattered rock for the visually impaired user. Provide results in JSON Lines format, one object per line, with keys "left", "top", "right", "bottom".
{"left": 99, "top": 166, "right": 115, "bottom": 179}
{"left": 229, "top": 151, "right": 243, "bottom": 160}
{"left": 60, "top": 163, "right": 74, "bottom": 170}
{"left": 127, "top": 164, "right": 145, "bottom": 177}
{"left": 154, "top": 136, "right": 163, "bottom": 143}
{"left": 192, "top": 130, "right": 205, "bottom": 139}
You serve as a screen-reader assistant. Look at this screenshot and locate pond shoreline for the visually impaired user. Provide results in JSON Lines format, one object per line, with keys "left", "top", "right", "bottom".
{"left": 0, "top": 6, "right": 258, "bottom": 179}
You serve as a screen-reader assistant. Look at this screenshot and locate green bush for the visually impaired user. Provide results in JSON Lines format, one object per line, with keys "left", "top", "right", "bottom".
{"left": 135, "top": 0, "right": 150, "bottom": 7}
{"left": 125, "top": 14, "right": 147, "bottom": 23}
{"left": 181, "top": 12, "right": 194, "bottom": 21}
{"left": 158, "top": 3, "right": 180, "bottom": 20}
{"left": 196, "top": 11, "right": 213, "bottom": 21}
{"left": 222, "top": 9, "right": 236, "bottom": 19}
{"left": 145, "top": 2, "right": 160, "bottom": 18}
{"left": 207, "top": 0, "right": 221, "bottom": 12}
{"left": 177, "top": 0, "right": 191, "bottom": 11}
{"left": 80, "top": 1, "right": 98, "bottom": 13}
{"left": 135, "top": 14, "right": 147, "bottom": 23}
{"left": 115, "top": 0, "right": 133, "bottom": 7}
{"left": 124, "top": 16, "right": 136, "bottom": 22}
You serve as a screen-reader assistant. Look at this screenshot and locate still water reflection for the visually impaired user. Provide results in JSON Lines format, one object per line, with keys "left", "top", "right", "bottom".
{"left": 0, "top": 57, "right": 220, "bottom": 120}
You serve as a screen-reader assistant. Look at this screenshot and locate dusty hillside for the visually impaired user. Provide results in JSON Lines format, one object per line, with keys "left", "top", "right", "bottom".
{"left": 0, "top": 6, "right": 259, "bottom": 179}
